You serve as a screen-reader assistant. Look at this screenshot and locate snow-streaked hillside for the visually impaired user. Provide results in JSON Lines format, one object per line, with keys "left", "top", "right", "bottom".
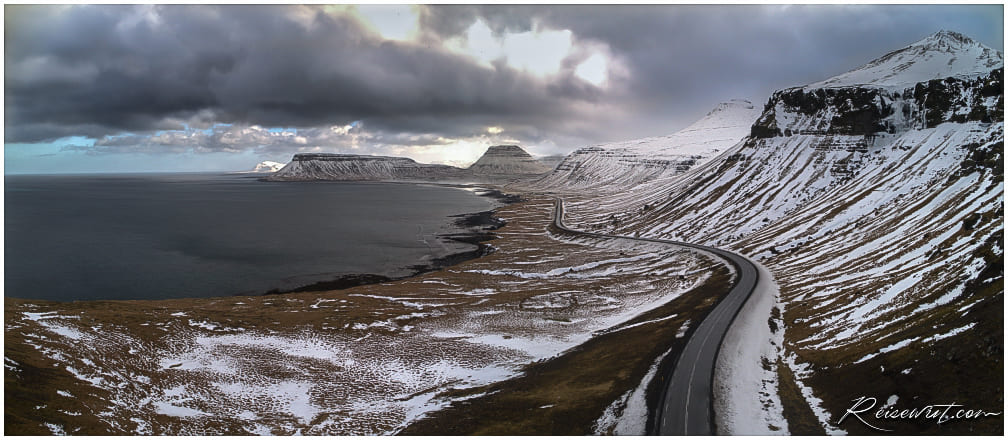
{"left": 807, "top": 30, "right": 1003, "bottom": 90}
{"left": 536, "top": 99, "right": 760, "bottom": 191}
{"left": 554, "top": 30, "right": 1003, "bottom": 435}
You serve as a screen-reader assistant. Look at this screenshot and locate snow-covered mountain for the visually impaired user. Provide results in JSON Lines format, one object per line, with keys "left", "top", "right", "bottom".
{"left": 554, "top": 30, "right": 1003, "bottom": 435}
{"left": 536, "top": 99, "right": 761, "bottom": 191}
{"left": 266, "top": 153, "right": 468, "bottom": 181}
{"left": 466, "top": 145, "right": 552, "bottom": 176}
{"left": 807, "top": 30, "right": 1003, "bottom": 90}
{"left": 251, "top": 161, "right": 286, "bottom": 173}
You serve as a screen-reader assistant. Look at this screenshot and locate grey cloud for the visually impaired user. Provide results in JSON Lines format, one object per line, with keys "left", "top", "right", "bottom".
{"left": 61, "top": 121, "right": 501, "bottom": 159}
{"left": 5, "top": 4, "right": 602, "bottom": 145}
{"left": 6, "top": 4, "right": 1003, "bottom": 158}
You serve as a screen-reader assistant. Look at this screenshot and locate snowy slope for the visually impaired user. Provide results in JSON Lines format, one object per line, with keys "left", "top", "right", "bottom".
{"left": 807, "top": 30, "right": 1003, "bottom": 90}
{"left": 536, "top": 99, "right": 760, "bottom": 191}
{"left": 534, "top": 155, "right": 566, "bottom": 171}
{"left": 554, "top": 31, "right": 1003, "bottom": 434}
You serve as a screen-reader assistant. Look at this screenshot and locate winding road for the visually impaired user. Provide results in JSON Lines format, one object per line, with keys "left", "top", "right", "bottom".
{"left": 551, "top": 198, "right": 759, "bottom": 435}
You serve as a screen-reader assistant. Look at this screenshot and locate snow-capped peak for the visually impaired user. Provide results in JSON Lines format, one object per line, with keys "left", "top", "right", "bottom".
{"left": 675, "top": 99, "right": 757, "bottom": 136}
{"left": 589, "top": 98, "right": 760, "bottom": 158}
{"left": 806, "top": 30, "right": 1003, "bottom": 90}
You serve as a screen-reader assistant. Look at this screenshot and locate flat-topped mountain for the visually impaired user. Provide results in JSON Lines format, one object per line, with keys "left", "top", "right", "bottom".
{"left": 266, "top": 153, "right": 468, "bottom": 181}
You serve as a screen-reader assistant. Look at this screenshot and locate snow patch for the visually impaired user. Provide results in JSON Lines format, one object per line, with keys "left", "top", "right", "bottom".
{"left": 714, "top": 261, "right": 788, "bottom": 435}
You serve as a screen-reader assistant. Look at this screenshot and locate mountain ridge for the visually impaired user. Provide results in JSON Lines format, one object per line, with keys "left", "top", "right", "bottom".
{"left": 806, "top": 30, "right": 1003, "bottom": 90}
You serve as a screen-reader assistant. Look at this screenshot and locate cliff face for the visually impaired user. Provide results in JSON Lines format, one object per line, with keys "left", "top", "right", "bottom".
{"left": 466, "top": 145, "right": 553, "bottom": 176}
{"left": 266, "top": 154, "right": 467, "bottom": 181}
{"left": 752, "top": 68, "right": 1004, "bottom": 139}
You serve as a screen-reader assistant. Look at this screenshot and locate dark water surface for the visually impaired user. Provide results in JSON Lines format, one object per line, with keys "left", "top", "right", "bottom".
{"left": 5, "top": 173, "right": 496, "bottom": 301}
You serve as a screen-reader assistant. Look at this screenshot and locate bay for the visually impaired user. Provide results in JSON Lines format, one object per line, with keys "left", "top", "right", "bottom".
{"left": 4, "top": 173, "right": 496, "bottom": 301}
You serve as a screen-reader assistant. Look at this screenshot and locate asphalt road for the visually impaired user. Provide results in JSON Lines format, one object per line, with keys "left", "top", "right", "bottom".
{"left": 551, "top": 198, "right": 759, "bottom": 435}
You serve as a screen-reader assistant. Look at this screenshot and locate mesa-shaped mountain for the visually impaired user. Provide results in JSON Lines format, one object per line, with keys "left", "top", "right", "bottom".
{"left": 268, "top": 145, "right": 551, "bottom": 182}
{"left": 553, "top": 30, "right": 1003, "bottom": 435}
{"left": 267, "top": 153, "right": 468, "bottom": 181}
{"left": 536, "top": 99, "right": 761, "bottom": 191}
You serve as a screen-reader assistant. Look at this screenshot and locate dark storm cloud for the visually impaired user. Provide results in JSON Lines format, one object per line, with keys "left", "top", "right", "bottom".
{"left": 4, "top": 4, "right": 601, "bottom": 144}
{"left": 5, "top": 4, "right": 1003, "bottom": 156}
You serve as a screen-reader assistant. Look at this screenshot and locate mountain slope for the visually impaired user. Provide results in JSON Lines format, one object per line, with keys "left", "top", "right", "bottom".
{"left": 536, "top": 99, "right": 760, "bottom": 191}
{"left": 554, "top": 30, "right": 1003, "bottom": 435}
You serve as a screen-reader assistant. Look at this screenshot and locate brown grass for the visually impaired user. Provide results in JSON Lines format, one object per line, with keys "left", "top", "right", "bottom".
{"left": 401, "top": 269, "right": 733, "bottom": 435}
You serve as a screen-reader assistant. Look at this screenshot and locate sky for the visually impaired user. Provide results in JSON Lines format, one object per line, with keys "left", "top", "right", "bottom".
{"left": 4, "top": 4, "right": 1004, "bottom": 174}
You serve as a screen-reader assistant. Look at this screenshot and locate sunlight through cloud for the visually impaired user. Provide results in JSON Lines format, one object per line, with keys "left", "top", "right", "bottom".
{"left": 355, "top": 4, "right": 419, "bottom": 42}
{"left": 575, "top": 53, "right": 609, "bottom": 86}
{"left": 449, "top": 19, "right": 573, "bottom": 77}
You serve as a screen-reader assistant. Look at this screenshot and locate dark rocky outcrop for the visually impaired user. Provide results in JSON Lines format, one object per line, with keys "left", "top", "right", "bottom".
{"left": 751, "top": 67, "right": 1003, "bottom": 140}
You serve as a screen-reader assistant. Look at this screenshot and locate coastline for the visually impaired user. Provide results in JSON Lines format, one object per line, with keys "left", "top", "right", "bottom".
{"left": 259, "top": 186, "right": 521, "bottom": 297}
{"left": 4, "top": 178, "right": 518, "bottom": 303}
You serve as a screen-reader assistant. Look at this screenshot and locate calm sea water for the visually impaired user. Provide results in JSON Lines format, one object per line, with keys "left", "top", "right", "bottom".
{"left": 5, "top": 173, "right": 496, "bottom": 301}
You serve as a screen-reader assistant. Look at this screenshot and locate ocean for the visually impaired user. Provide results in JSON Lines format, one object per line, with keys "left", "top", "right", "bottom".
{"left": 4, "top": 173, "right": 497, "bottom": 301}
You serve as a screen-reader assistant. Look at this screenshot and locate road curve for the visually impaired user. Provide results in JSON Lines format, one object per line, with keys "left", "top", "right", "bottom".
{"left": 551, "top": 198, "right": 759, "bottom": 435}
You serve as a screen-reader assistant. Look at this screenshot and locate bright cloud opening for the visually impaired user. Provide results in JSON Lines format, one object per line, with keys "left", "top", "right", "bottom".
{"left": 449, "top": 19, "right": 573, "bottom": 77}
{"left": 575, "top": 52, "right": 609, "bottom": 86}
{"left": 501, "top": 27, "right": 572, "bottom": 77}
{"left": 451, "top": 20, "right": 503, "bottom": 67}
{"left": 355, "top": 4, "right": 419, "bottom": 41}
